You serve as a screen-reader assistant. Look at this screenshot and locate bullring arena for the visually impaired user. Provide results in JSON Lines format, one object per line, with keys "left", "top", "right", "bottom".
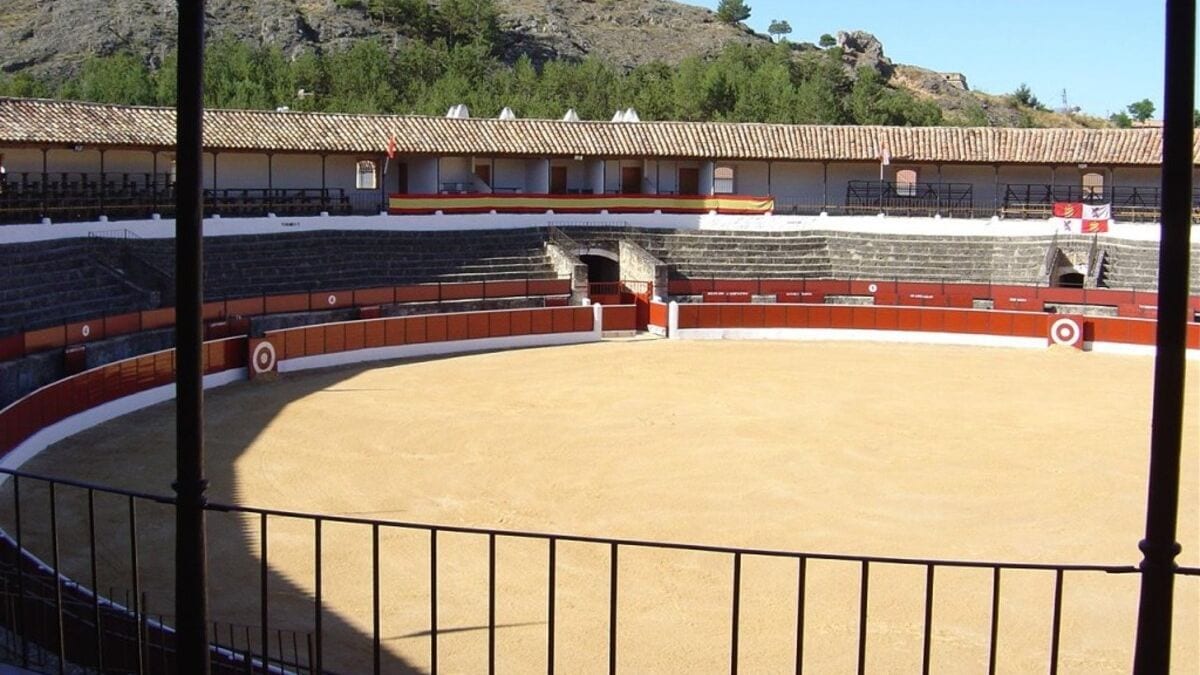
{"left": 5, "top": 336, "right": 1199, "bottom": 674}
{"left": 1, "top": 94, "right": 1199, "bottom": 673}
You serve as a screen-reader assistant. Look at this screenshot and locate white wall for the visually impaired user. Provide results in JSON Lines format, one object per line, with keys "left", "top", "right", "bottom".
{"left": 272, "top": 154, "right": 324, "bottom": 189}
{"left": 700, "top": 160, "right": 715, "bottom": 196}
{"left": 728, "top": 161, "right": 769, "bottom": 195}
{"left": 213, "top": 152, "right": 268, "bottom": 189}
{"left": 407, "top": 157, "right": 438, "bottom": 193}
{"left": 551, "top": 160, "right": 589, "bottom": 192}
{"left": 101, "top": 149, "right": 157, "bottom": 174}
{"left": 524, "top": 158, "right": 550, "bottom": 193}
{"left": 825, "top": 162, "right": 878, "bottom": 206}
{"left": 1112, "top": 167, "right": 1160, "bottom": 190}
{"left": 438, "top": 156, "right": 472, "bottom": 190}
{"left": 1, "top": 148, "right": 45, "bottom": 174}
{"left": 998, "top": 165, "right": 1054, "bottom": 188}
{"left": 941, "top": 165, "right": 999, "bottom": 210}
{"left": 3, "top": 212, "right": 1189, "bottom": 245}
{"left": 492, "top": 158, "right": 526, "bottom": 192}
{"left": 587, "top": 158, "right": 605, "bottom": 195}
{"left": 770, "top": 162, "right": 826, "bottom": 204}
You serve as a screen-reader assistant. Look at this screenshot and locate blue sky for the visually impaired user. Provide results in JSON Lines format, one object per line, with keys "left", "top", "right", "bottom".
{"left": 694, "top": 0, "right": 1177, "bottom": 118}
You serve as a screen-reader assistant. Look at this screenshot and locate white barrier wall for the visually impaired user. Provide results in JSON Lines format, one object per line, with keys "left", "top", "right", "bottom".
{"left": 2, "top": 212, "right": 1182, "bottom": 245}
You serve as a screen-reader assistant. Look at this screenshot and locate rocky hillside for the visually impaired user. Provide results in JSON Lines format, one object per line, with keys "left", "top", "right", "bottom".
{"left": 0, "top": 0, "right": 1106, "bottom": 127}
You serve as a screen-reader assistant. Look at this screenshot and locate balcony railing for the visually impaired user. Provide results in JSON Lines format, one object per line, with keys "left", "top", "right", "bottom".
{"left": 845, "top": 180, "right": 975, "bottom": 217}
{"left": 1002, "top": 183, "right": 1200, "bottom": 222}
{"left": 0, "top": 173, "right": 370, "bottom": 224}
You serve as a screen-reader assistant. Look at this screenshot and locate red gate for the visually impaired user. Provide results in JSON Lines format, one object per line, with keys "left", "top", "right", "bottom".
{"left": 588, "top": 281, "right": 653, "bottom": 331}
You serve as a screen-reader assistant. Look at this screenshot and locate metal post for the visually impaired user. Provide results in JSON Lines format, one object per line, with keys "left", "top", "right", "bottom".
{"left": 174, "top": 0, "right": 210, "bottom": 671}
{"left": 99, "top": 149, "right": 106, "bottom": 217}
{"left": 1133, "top": 0, "right": 1194, "bottom": 672}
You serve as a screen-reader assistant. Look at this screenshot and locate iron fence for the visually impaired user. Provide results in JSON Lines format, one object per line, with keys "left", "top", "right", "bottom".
{"left": 0, "top": 468, "right": 1193, "bottom": 674}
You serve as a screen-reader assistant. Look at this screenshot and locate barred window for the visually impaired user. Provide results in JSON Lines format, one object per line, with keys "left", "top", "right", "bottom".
{"left": 713, "top": 165, "right": 735, "bottom": 194}
{"left": 895, "top": 168, "right": 918, "bottom": 197}
{"left": 1082, "top": 171, "right": 1104, "bottom": 199}
{"left": 356, "top": 160, "right": 378, "bottom": 190}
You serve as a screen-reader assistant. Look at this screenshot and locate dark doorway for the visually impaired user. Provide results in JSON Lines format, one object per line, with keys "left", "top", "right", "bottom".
{"left": 581, "top": 254, "right": 620, "bottom": 282}
{"left": 394, "top": 162, "right": 408, "bottom": 194}
{"left": 621, "top": 167, "right": 643, "bottom": 194}
{"left": 1055, "top": 271, "right": 1085, "bottom": 288}
{"left": 678, "top": 167, "right": 699, "bottom": 195}
{"left": 550, "top": 166, "right": 568, "bottom": 194}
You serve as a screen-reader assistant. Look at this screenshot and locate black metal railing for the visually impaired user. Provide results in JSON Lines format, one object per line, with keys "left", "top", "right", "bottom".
{"left": 0, "top": 172, "right": 362, "bottom": 223}
{"left": 845, "top": 180, "right": 975, "bottom": 217}
{"left": 204, "top": 188, "right": 352, "bottom": 218}
{"left": 1002, "top": 183, "right": 1200, "bottom": 222}
{"left": 0, "top": 467, "right": 1193, "bottom": 674}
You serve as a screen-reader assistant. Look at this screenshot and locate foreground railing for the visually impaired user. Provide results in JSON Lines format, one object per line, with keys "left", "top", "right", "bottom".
{"left": 0, "top": 468, "right": 1195, "bottom": 674}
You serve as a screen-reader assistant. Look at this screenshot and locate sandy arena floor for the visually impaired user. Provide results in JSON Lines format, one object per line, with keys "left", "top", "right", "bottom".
{"left": 2, "top": 339, "right": 1197, "bottom": 674}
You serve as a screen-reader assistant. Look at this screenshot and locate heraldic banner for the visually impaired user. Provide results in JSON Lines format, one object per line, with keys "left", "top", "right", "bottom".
{"left": 1053, "top": 202, "right": 1110, "bottom": 233}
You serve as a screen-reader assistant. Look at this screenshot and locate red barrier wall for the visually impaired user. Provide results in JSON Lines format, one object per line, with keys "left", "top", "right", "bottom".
{"left": 602, "top": 305, "right": 638, "bottom": 331}
{"left": 2, "top": 279, "right": 574, "bottom": 361}
{"left": 673, "top": 302, "right": 1199, "bottom": 349}
{"left": 0, "top": 337, "right": 247, "bottom": 458}
{"left": 255, "top": 306, "right": 593, "bottom": 374}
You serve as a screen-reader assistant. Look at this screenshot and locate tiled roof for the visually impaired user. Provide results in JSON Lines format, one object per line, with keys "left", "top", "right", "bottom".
{"left": 0, "top": 97, "right": 1181, "bottom": 166}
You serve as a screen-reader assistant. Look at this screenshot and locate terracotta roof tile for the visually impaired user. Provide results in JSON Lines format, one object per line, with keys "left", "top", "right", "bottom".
{"left": 0, "top": 97, "right": 1185, "bottom": 166}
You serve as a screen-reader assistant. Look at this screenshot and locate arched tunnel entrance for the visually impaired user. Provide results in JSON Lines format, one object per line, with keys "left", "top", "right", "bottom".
{"left": 581, "top": 253, "right": 620, "bottom": 282}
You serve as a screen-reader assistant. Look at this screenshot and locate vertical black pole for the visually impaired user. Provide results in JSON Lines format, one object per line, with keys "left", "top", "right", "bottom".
{"left": 1133, "top": 1, "right": 1194, "bottom": 672}
{"left": 174, "top": 0, "right": 210, "bottom": 672}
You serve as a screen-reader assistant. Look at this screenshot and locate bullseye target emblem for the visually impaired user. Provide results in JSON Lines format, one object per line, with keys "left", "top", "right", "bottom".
{"left": 868, "top": 283, "right": 878, "bottom": 293}
{"left": 81, "top": 324, "right": 91, "bottom": 338}
{"left": 327, "top": 294, "right": 337, "bottom": 306}
{"left": 1050, "top": 318, "right": 1081, "bottom": 346}
{"left": 251, "top": 341, "right": 277, "bottom": 374}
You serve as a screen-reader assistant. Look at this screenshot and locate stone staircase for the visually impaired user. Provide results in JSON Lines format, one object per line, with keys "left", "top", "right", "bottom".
{"left": 0, "top": 240, "right": 157, "bottom": 335}
{"left": 824, "top": 233, "right": 1052, "bottom": 285}
{"left": 126, "top": 228, "right": 562, "bottom": 299}
{"left": 1096, "top": 238, "right": 1200, "bottom": 293}
{"left": 562, "top": 226, "right": 834, "bottom": 279}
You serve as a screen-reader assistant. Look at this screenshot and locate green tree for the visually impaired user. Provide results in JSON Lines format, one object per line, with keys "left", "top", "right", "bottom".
{"left": 767, "top": 19, "right": 792, "bottom": 42}
{"left": 322, "top": 40, "right": 401, "bottom": 112}
{"left": 1009, "top": 83, "right": 1044, "bottom": 110}
{"left": 1126, "top": 98, "right": 1155, "bottom": 122}
{"left": 368, "top": 0, "right": 437, "bottom": 35}
{"left": 818, "top": 33, "right": 836, "bottom": 48}
{"left": 715, "top": 0, "right": 751, "bottom": 24}
{"left": 204, "top": 40, "right": 295, "bottom": 109}
{"left": 436, "top": 0, "right": 500, "bottom": 50}
{"left": 74, "top": 51, "right": 155, "bottom": 105}
{"left": 1109, "top": 111, "right": 1133, "bottom": 128}
{"left": 0, "top": 72, "right": 51, "bottom": 98}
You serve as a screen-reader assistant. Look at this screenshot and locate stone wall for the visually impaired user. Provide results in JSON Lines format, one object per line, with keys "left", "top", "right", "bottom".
{"left": 545, "top": 241, "right": 588, "bottom": 303}
{"left": 619, "top": 239, "right": 669, "bottom": 297}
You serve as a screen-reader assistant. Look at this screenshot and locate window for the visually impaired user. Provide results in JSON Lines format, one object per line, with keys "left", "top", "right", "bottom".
{"left": 356, "top": 160, "right": 378, "bottom": 190}
{"left": 1082, "top": 171, "right": 1104, "bottom": 200}
{"left": 713, "top": 165, "right": 735, "bottom": 194}
{"left": 895, "top": 168, "right": 918, "bottom": 197}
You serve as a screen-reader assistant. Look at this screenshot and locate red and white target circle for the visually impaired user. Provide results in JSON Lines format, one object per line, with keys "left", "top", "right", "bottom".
{"left": 251, "top": 341, "right": 277, "bottom": 374}
{"left": 327, "top": 294, "right": 337, "bottom": 306}
{"left": 868, "top": 283, "right": 878, "bottom": 293}
{"left": 81, "top": 324, "right": 91, "bottom": 337}
{"left": 1050, "top": 318, "right": 1081, "bottom": 346}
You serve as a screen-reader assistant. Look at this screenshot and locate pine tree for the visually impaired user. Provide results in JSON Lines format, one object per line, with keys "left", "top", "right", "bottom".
{"left": 715, "top": 0, "right": 751, "bottom": 25}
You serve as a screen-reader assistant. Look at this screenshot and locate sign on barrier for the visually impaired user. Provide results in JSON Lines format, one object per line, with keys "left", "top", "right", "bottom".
{"left": 1048, "top": 315, "right": 1085, "bottom": 349}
